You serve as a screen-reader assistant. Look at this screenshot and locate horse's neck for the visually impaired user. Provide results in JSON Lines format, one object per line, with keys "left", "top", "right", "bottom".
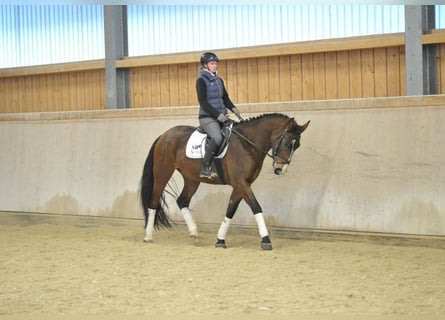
{"left": 238, "top": 121, "right": 276, "bottom": 150}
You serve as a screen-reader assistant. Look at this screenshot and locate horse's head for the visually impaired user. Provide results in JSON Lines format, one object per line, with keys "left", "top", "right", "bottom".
{"left": 272, "top": 118, "right": 310, "bottom": 175}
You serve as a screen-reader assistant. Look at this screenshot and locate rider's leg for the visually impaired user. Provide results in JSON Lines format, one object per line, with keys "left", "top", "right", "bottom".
{"left": 199, "top": 118, "right": 223, "bottom": 179}
{"left": 200, "top": 138, "right": 218, "bottom": 178}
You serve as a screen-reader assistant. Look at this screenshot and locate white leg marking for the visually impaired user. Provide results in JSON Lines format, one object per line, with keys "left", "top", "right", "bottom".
{"left": 217, "top": 217, "right": 232, "bottom": 240}
{"left": 181, "top": 207, "right": 198, "bottom": 237}
{"left": 254, "top": 212, "right": 269, "bottom": 238}
{"left": 144, "top": 208, "right": 156, "bottom": 242}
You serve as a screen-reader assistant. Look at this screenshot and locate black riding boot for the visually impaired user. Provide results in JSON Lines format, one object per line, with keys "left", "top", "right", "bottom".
{"left": 200, "top": 139, "right": 218, "bottom": 179}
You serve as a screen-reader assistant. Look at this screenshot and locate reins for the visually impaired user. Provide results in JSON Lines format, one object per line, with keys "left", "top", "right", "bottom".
{"left": 230, "top": 117, "right": 294, "bottom": 163}
{"left": 231, "top": 128, "right": 276, "bottom": 160}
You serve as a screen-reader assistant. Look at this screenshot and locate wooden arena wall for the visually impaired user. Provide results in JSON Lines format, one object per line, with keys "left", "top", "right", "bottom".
{"left": 1, "top": 30, "right": 445, "bottom": 113}
{"left": 1, "top": 95, "right": 445, "bottom": 236}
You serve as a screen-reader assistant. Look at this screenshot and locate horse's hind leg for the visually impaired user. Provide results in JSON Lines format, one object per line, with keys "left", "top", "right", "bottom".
{"left": 177, "top": 178, "right": 200, "bottom": 238}
{"left": 144, "top": 156, "right": 176, "bottom": 243}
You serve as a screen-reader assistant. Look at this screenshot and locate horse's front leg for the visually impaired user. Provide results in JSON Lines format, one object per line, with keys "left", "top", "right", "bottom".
{"left": 215, "top": 191, "right": 242, "bottom": 249}
{"left": 248, "top": 198, "right": 273, "bottom": 251}
{"left": 235, "top": 185, "right": 272, "bottom": 250}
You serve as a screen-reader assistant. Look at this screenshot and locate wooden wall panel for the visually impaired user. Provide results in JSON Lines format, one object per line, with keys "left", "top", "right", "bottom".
{"left": 10, "top": 77, "right": 19, "bottom": 112}
{"left": 188, "top": 64, "right": 199, "bottom": 106}
{"left": 143, "top": 67, "right": 153, "bottom": 107}
{"left": 2, "top": 35, "right": 445, "bottom": 113}
{"left": 374, "top": 48, "right": 388, "bottom": 97}
{"left": 0, "top": 70, "right": 105, "bottom": 113}
{"left": 177, "top": 64, "right": 189, "bottom": 106}
{"left": 150, "top": 66, "right": 161, "bottom": 107}
{"left": 399, "top": 47, "right": 406, "bottom": 96}
{"left": 159, "top": 65, "right": 170, "bottom": 107}
{"left": 236, "top": 59, "right": 248, "bottom": 103}
{"left": 325, "top": 52, "right": 338, "bottom": 99}
{"left": 268, "top": 56, "right": 280, "bottom": 102}
{"left": 290, "top": 55, "right": 303, "bottom": 101}
{"left": 279, "top": 55, "right": 292, "bottom": 102}
{"left": 2, "top": 78, "right": 12, "bottom": 112}
{"left": 302, "top": 54, "right": 314, "bottom": 100}
{"left": 75, "top": 73, "right": 85, "bottom": 110}
{"left": 168, "top": 65, "right": 179, "bottom": 107}
{"left": 84, "top": 72, "right": 93, "bottom": 109}
{"left": 67, "top": 73, "right": 76, "bottom": 111}
{"left": 16, "top": 77, "right": 26, "bottom": 111}
{"left": 34, "top": 75, "right": 43, "bottom": 110}
{"left": 59, "top": 73, "right": 69, "bottom": 111}
{"left": 313, "top": 53, "right": 326, "bottom": 100}
{"left": 24, "top": 76, "right": 33, "bottom": 111}
{"left": 387, "top": 46, "right": 401, "bottom": 97}
{"left": 130, "top": 67, "right": 143, "bottom": 107}
{"left": 129, "top": 62, "right": 199, "bottom": 108}
{"left": 349, "top": 50, "right": 362, "bottom": 98}
{"left": 225, "top": 60, "right": 238, "bottom": 103}
{"left": 361, "top": 49, "right": 375, "bottom": 98}
{"left": 247, "top": 58, "right": 259, "bottom": 103}
{"left": 336, "top": 51, "right": 350, "bottom": 99}
{"left": 257, "top": 57, "right": 269, "bottom": 102}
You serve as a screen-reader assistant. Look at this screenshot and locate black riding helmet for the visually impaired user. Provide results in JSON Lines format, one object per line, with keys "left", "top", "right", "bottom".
{"left": 200, "top": 52, "right": 219, "bottom": 66}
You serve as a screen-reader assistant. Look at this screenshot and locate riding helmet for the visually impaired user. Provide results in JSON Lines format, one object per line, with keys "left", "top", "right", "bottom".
{"left": 200, "top": 52, "right": 219, "bottom": 66}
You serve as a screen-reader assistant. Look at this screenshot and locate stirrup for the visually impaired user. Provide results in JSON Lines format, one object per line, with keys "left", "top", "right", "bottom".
{"left": 200, "top": 166, "right": 216, "bottom": 179}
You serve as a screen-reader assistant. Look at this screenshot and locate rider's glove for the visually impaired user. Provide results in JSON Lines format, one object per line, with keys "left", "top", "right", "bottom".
{"left": 217, "top": 113, "right": 229, "bottom": 123}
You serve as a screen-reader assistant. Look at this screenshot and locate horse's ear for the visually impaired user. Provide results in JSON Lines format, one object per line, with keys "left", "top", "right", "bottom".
{"left": 300, "top": 120, "right": 310, "bottom": 133}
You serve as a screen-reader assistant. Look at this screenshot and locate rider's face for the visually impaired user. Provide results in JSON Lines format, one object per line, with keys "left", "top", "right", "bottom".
{"left": 206, "top": 61, "right": 218, "bottom": 73}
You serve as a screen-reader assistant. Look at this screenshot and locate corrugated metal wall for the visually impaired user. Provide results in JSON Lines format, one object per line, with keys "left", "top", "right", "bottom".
{"left": 0, "top": 5, "right": 104, "bottom": 68}
{"left": 1, "top": 5, "right": 444, "bottom": 68}
{"left": 127, "top": 4, "right": 407, "bottom": 56}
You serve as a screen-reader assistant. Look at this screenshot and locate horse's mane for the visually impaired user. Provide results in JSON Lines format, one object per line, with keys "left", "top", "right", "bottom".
{"left": 234, "top": 113, "right": 291, "bottom": 126}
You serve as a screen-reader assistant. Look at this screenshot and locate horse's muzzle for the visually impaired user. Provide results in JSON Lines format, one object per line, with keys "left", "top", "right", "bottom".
{"left": 273, "top": 163, "right": 288, "bottom": 175}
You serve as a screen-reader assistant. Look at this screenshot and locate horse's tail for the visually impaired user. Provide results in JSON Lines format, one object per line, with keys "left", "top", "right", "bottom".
{"left": 140, "top": 136, "right": 172, "bottom": 229}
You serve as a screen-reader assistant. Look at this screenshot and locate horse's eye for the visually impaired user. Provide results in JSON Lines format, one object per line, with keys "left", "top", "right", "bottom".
{"left": 286, "top": 137, "right": 295, "bottom": 148}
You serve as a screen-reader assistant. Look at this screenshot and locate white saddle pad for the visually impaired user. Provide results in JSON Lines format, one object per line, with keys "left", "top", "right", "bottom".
{"left": 185, "top": 130, "right": 229, "bottom": 159}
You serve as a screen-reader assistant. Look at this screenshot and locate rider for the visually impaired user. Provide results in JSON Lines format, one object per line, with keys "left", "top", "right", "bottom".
{"left": 196, "top": 51, "right": 242, "bottom": 179}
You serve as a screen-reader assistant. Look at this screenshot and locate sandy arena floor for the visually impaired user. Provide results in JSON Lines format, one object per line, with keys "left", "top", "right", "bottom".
{"left": 0, "top": 216, "right": 444, "bottom": 317}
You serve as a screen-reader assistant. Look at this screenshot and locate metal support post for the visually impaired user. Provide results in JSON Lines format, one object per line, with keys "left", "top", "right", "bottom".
{"left": 405, "top": 5, "right": 436, "bottom": 95}
{"left": 104, "top": 5, "right": 129, "bottom": 109}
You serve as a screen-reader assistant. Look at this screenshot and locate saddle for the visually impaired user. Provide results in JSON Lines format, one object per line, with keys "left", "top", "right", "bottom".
{"left": 185, "top": 123, "right": 233, "bottom": 159}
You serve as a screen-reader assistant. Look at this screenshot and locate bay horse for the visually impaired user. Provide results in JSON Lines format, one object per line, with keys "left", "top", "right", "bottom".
{"left": 140, "top": 113, "right": 309, "bottom": 250}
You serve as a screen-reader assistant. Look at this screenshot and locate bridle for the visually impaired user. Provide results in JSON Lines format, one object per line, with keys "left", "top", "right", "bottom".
{"left": 271, "top": 127, "right": 298, "bottom": 165}
{"left": 231, "top": 119, "right": 298, "bottom": 165}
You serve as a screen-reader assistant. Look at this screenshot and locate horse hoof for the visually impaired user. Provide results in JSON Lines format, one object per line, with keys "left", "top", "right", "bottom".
{"left": 190, "top": 235, "right": 200, "bottom": 243}
{"left": 215, "top": 239, "right": 227, "bottom": 249}
{"left": 189, "top": 229, "right": 199, "bottom": 238}
{"left": 261, "top": 236, "right": 273, "bottom": 250}
{"left": 260, "top": 242, "right": 273, "bottom": 250}
{"left": 143, "top": 238, "right": 153, "bottom": 243}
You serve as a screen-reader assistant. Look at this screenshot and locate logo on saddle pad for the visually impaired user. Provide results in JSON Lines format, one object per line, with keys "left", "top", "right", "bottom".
{"left": 185, "top": 128, "right": 230, "bottom": 159}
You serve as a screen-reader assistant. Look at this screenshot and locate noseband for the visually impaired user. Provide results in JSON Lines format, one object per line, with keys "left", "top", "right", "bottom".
{"left": 271, "top": 128, "right": 298, "bottom": 165}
